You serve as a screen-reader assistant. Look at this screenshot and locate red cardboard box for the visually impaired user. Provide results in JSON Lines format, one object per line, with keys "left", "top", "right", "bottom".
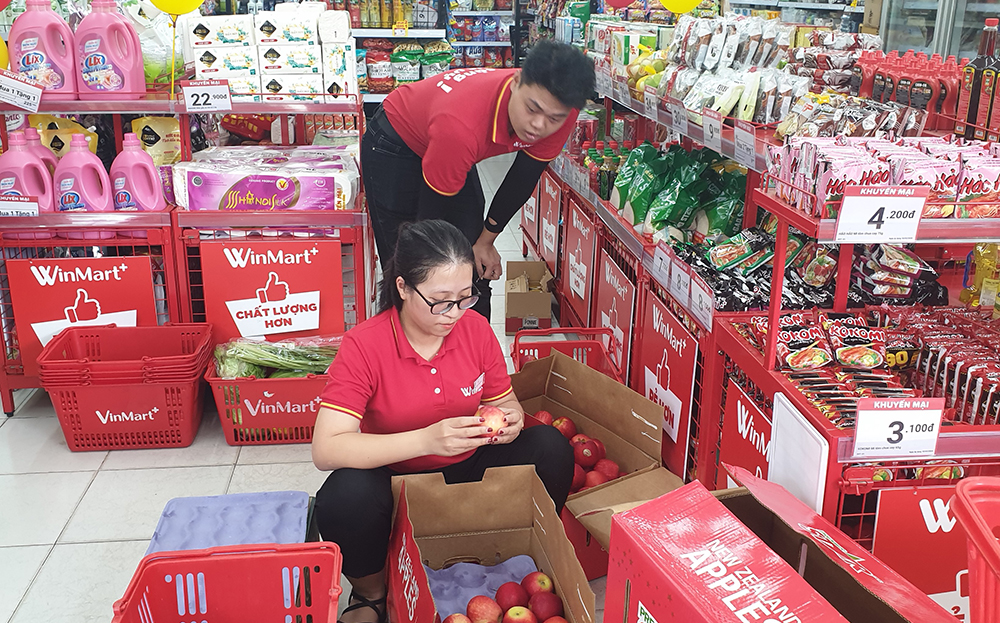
{"left": 513, "top": 352, "right": 685, "bottom": 580}
{"left": 605, "top": 465, "right": 957, "bottom": 623}
{"left": 386, "top": 465, "right": 595, "bottom": 623}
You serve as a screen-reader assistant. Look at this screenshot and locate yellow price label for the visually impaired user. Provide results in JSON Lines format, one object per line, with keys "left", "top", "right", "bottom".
{"left": 392, "top": 21, "right": 409, "bottom": 36}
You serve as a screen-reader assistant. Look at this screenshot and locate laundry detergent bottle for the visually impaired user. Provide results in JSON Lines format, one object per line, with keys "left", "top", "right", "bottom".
{"left": 0, "top": 131, "right": 54, "bottom": 240}
{"left": 23, "top": 127, "right": 58, "bottom": 175}
{"left": 54, "top": 134, "right": 111, "bottom": 212}
{"left": 8, "top": 0, "right": 77, "bottom": 100}
{"left": 110, "top": 133, "right": 165, "bottom": 212}
{"left": 75, "top": 0, "right": 145, "bottom": 100}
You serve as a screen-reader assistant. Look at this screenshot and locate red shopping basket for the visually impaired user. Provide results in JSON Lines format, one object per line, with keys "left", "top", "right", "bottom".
{"left": 37, "top": 324, "right": 213, "bottom": 372}
{"left": 511, "top": 328, "right": 623, "bottom": 383}
{"left": 951, "top": 477, "right": 1000, "bottom": 623}
{"left": 205, "top": 360, "right": 328, "bottom": 446}
{"left": 112, "top": 542, "right": 343, "bottom": 623}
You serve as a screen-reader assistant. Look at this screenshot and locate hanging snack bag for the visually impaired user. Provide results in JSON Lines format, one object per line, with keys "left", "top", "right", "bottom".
{"left": 777, "top": 325, "right": 835, "bottom": 370}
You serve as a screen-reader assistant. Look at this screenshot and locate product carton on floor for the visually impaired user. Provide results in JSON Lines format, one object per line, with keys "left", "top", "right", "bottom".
{"left": 512, "top": 352, "right": 685, "bottom": 579}
{"left": 604, "top": 466, "right": 957, "bottom": 623}
{"left": 386, "top": 465, "right": 595, "bottom": 623}
{"left": 504, "top": 261, "right": 553, "bottom": 335}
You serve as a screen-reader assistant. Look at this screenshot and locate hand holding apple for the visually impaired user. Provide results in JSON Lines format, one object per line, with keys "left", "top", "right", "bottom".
{"left": 477, "top": 405, "right": 507, "bottom": 438}
{"left": 491, "top": 405, "right": 525, "bottom": 445}
{"left": 424, "top": 416, "right": 493, "bottom": 457}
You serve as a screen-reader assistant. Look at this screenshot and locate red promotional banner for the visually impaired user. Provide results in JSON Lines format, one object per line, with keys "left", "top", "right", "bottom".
{"left": 594, "top": 249, "right": 635, "bottom": 377}
{"left": 717, "top": 383, "right": 772, "bottom": 489}
{"left": 873, "top": 486, "right": 969, "bottom": 619}
{"left": 636, "top": 293, "right": 698, "bottom": 477}
{"left": 538, "top": 171, "right": 560, "bottom": 277}
{"left": 7, "top": 257, "right": 158, "bottom": 376}
{"left": 562, "top": 199, "right": 596, "bottom": 325}
{"left": 200, "top": 240, "right": 344, "bottom": 344}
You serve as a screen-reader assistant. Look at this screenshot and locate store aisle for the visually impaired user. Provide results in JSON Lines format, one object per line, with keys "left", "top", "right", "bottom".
{"left": 0, "top": 156, "right": 603, "bottom": 623}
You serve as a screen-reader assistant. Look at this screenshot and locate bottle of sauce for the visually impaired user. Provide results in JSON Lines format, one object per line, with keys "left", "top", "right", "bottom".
{"left": 938, "top": 56, "right": 962, "bottom": 129}
{"left": 895, "top": 60, "right": 917, "bottom": 107}
{"left": 872, "top": 50, "right": 898, "bottom": 102}
{"left": 957, "top": 18, "right": 998, "bottom": 139}
{"left": 911, "top": 59, "right": 941, "bottom": 127}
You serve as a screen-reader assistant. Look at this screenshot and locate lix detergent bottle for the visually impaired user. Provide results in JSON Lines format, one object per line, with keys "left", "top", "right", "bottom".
{"left": 0, "top": 131, "right": 54, "bottom": 239}
{"left": 54, "top": 134, "right": 112, "bottom": 239}
{"left": 8, "top": 0, "right": 77, "bottom": 100}
{"left": 110, "top": 132, "right": 166, "bottom": 238}
{"left": 75, "top": 0, "right": 146, "bottom": 100}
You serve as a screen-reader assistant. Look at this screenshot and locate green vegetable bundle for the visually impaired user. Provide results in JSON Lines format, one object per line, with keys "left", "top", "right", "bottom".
{"left": 213, "top": 335, "right": 342, "bottom": 379}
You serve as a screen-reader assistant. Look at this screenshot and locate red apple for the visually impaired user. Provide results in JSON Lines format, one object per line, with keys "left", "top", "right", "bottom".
{"left": 543, "top": 618, "right": 569, "bottom": 623}
{"left": 584, "top": 470, "right": 609, "bottom": 488}
{"left": 467, "top": 595, "right": 503, "bottom": 623}
{"left": 571, "top": 464, "right": 586, "bottom": 492}
{"left": 593, "top": 458, "right": 619, "bottom": 480}
{"left": 569, "top": 433, "right": 590, "bottom": 446}
{"left": 573, "top": 439, "right": 599, "bottom": 468}
{"left": 591, "top": 437, "right": 606, "bottom": 461}
{"left": 477, "top": 405, "right": 506, "bottom": 438}
{"left": 533, "top": 410, "right": 553, "bottom": 426}
{"left": 528, "top": 592, "right": 563, "bottom": 621}
{"left": 503, "top": 606, "right": 538, "bottom": 623}
{"left": 495, "top": 582, "right": 529, "bottom": 612}
{"left": 551, "top": 417, "right": 577, "bottom": 439}
{"left": 520, "top": 571, "right": 553, "bottom": 597}
{"left": 444, "top": 615, "right": 473, "bottom": 623}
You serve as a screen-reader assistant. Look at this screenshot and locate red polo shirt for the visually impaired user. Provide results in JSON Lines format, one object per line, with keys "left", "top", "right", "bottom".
{"left": 383, "top": 67, "right": 576, "bottom": 197}
{"left": 318, "top": 305, "right": 513, "bottom": 473}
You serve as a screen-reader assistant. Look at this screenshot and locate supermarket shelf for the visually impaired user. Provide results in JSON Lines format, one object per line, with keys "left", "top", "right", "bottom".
{"left": 836, "top": 427, "right": 1000, "bottom": 462}
{"left": 0, "top": 211, "right": 174, "bottom": 229}
{"left": 363, "top": 94, "right": 389, "bottom": 103}
{"left": 175, "top": 209, "right": 368, "bottom": 229}
{"left": 451, "top": 10, "right": 514, "bottom": 15}
{"left": 729, "top": 0, "right": 779, "bottom": 6}
{"left": 776, "top": 1, "right": 857, "bottom": 9}
{"left": 351, "top": 28, "right": 447, "bottom": 37}
{"left": 0, "top": 96, "right": 361, "bottom": 115}
{"left": 845, "top": 4, "right": 865, "bottom": 11}
{"left": 451, "top": 40, "right": 512, "bottom": 46}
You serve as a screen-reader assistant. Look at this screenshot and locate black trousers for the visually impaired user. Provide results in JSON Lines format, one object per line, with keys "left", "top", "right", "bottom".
{"left": 361, "top": 105, "right": 492, "bottom": 319}
{"left": 313, "top": 425, "right": 574, "bottom": 578}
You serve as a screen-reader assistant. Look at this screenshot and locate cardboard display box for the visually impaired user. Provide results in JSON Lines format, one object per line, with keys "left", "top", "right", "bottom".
{"left": 604, "top": 466, "right": 957, "bottom": 623}
{"left": 505, "top": 261, "right": 554, "bottom": 335}
{"left": 863, "top": 0, "right": 882, "bottom": 30}
{"left": 386, "top": 465, "right": 596, "bottom": 623}
{"left": 512, "top": 352, "right": 685, "bottom": 580}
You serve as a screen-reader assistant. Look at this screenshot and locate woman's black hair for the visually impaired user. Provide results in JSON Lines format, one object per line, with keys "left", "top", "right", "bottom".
{"left": 377, "top": 219, "right": 475, "bottom": 314}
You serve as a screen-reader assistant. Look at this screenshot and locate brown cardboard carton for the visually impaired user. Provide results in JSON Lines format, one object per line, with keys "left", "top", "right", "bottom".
{"left": 859, "top": 24, "right": 880, "bottom": 35}
{"left": 512, "top": 352, "right": 686, "bottom": 578}
{"left": 385, "top": 465, "right": 596, "bottom": 623}
{"left": 505, "top": 261, "right": 553, "bottom": 335}
{"left": 863, "top": 0, "right": 882, "bottom": 30}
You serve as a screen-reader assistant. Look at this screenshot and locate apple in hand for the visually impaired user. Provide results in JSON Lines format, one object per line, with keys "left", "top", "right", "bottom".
{"left": 467, "top": 595, "right": 503, "bottom": 623}
{"left": 477, "top": 405, "right": 506, "bottom": 438}
{"left": 444, "top": 615, "right": 473, "bottom": 623}
{"left": 495, "top": 582, "right": 529, "bottom": 612}
{"left": 521, "top": 571, "right": 553, "bottom": 597}
{"left": 552, "top": 417, "right": 577, "bottom": 439}
{"left": 528, "top": 592, "right": 564, "bottom": 621}
{"left": 532, "top": 410, "right": 553, "bottom": 425}
{"left": 503, "top": 606, "right": 538, "bottom": 623}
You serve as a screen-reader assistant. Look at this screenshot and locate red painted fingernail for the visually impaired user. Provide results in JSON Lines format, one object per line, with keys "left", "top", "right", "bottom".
{"left": 503, "top": 417, "right": 508, "bottom": 423}
{"left": 487, "top": 428, "right": 493, "bottom": 433}
{"left": 480, "top": 417, "right": 485, "bottom": 422}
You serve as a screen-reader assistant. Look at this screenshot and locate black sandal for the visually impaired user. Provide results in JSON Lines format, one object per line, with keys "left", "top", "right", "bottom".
{"left": 338, "top": 590, "right": 387, "bottom": 623}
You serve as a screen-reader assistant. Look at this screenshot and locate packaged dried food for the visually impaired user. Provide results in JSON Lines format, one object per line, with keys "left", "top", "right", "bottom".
{"left": 686, "top": 19, "right": 712, "bottom": 71}
{"left": 707, "top": 227, "right": 769, "bottom": 270}
{"left": 753, "top": 20, "right": 778, "bottom": 67}
{"left": 668, "top": 15, "right": 694, "bottom": 65}
{"left": 777, "top": 325, "right": 834, "bottom": 370}
{"left": 828, "top": 324, "right": 887, "bottom": 368}
{"left": 702, "top": 19, "right": 727, "bottom": 71}
{"left": 872, "top": 245, "right": 936, "bottom": 279}
{"left": 958, "top": 157, "right": 1000, "bottom": 217}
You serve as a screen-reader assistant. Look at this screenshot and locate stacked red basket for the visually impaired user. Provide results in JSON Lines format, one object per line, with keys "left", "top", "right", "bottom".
{"left": 36, "top": 324, "right": 213, "bottom": 451}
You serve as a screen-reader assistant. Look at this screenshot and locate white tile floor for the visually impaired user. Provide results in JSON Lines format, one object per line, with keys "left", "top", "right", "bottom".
{"left": 0, "top": 153, "right": 606, "bottom": 623}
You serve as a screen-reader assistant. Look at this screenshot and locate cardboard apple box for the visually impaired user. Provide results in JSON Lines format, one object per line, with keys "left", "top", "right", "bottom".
{"left": 385, "top": 465, "right": 596, "bottom": 623}
{"left": 504, "top": 261, "right": 554, "bottom": 335}
{"left": 512, "top": 352, "right": 685, "bottom": 580}
{"left": 604, "top": 465, "right": 957, "bottom": 623}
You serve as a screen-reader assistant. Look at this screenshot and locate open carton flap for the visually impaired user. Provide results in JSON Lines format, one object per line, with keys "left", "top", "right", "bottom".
{"left": 723, "top": 464, "right": 956, "bottom": 623}
{"left": 565, "top": 466, "right": 685, "bottom": 550}
{"left": 512, "top": 351, "right": 664, "bottom": 464}
{"left": 388, "top": 465, "right": 596, "bottom": 623}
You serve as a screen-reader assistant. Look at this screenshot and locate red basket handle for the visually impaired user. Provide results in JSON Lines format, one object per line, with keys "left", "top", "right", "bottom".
{"left": 511, "top": 327, "right": 623, "bottom": 380}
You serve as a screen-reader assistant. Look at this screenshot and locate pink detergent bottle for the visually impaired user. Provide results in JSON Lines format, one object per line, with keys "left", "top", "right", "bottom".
{"left": 54, "top": 134, "right": 113, "bottom": 240}
{"left": 8, "top": 0, "right": 77, "bottom": 100}
{"left": 111, "top": 132, "right": 166, "bottom": 238}
{"left": 24, "top": 127, "right": 58, "bottom": 175}
{"left": 0, "top": 131, "right": 54, "bottom": 240}
{"left": 75, "top": 0, "right": 146, "bottom": 100}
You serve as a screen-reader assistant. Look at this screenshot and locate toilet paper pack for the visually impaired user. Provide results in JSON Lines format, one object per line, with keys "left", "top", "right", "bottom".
{"left": 254, "top": 11, "right": 319, "bottom": 46}
{"left": 194, "top": 46, "right": 259, "bottom": 78}
{"left": 258, "top": 44, "right": 323, "bottom": 74}
{"left": 187, "top": 15, "right": 255, "bottom": 48}
{"left": 318, "top": 10, "right": 352, "bottom": 44}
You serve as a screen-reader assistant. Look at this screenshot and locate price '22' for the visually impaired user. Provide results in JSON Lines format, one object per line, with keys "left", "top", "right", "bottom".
{"left": 188, "top": 91, "right": 225, "bottom": 107}
{"left": 868, "top": 207, "right": 918, "bottom": 230}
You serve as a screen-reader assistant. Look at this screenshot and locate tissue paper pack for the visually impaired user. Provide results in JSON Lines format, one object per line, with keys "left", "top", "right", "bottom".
{"left": 187, "top": 15, "right": 254, "bottom": 48}
{"left": 258, "top": 44, "right": 322, "bottom": 74}
{"left": 318, "top": 10, "right": 352, "bottom": 43}
{"left": 227, "top": 76, "right": 263, "bottom": 102}
{"left": 254, "top": 11, "right": 319, "bottom": 46}
{"left": 322, "top": 42, "right": 357, "bottom": 99}
{"left": 194, "top": 46, "right": 259, "bottom": 78}
{"left": 261, "top": 74, "right": 325, "bottom": 101}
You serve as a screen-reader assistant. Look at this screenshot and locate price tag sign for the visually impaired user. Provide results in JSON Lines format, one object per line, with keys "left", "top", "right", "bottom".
{"left": 644, "top": 85, "right": 659, "bottom": 122}
{"left": 600, "top": 65, "right": 613, "bottom": 96}
{"left": 0, "top": 69, "right": 42, "bottom": 113}
{"left": 702, "top": 108, "right": 723, "bottom": 154}
{"left": 614, "top": 77, "right": 630, "bottom": 104}
{"left": 734, "top": 120, "right": 757, "bottom": 170}
{"left": 852, "top": 397, "right": 944, "bottom": 459}
{"left": 650, "top": 242, "right": 673, "bottom": 288}
{"left": 689, "top": 272, "right": 714, "bottom": 330}
{"left": 834, "top": 185, "right": 928, "bottom": 244}
{"left": 181, "top": 79, "right": 233, "bottom": 113}
{"left": 0, "top": 195, "right": 38, "bottom": 216}
{"left": 668, "top": 97, "right": 688, "bottom": 135}
{"left": 669, "top": 255, "right": 691, "bottom": 307}
{"left": 392, "top": 20, "right": 409, "bottom": 36}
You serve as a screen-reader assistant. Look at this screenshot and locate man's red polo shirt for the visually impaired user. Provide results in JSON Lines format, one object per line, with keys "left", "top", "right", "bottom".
{"left": 318, "top": 305, "right": 513, "bottom": 473}
{"left": 383, "top": 67, "right": 576, "bottom": 197}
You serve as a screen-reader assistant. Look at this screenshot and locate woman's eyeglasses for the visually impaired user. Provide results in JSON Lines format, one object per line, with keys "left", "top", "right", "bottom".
{"left": 407, "top": 282, "right": 481, "bottom": 315}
